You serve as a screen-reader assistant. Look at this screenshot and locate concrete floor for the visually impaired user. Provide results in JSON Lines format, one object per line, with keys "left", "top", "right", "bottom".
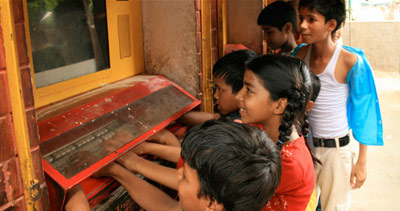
{"left": 350, "top": 71, "right": 400, "bottom": 210}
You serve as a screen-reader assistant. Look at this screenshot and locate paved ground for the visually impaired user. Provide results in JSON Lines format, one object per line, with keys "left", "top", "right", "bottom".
{"left": 350, "top": 71, "right": 400, "bottom": 210}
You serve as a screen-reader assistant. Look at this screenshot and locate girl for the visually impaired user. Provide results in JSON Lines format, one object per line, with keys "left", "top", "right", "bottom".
{"left": 236, "top": 55, "right": 316, "bottom": 210}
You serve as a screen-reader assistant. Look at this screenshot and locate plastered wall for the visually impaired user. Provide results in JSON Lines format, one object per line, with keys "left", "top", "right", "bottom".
{"left": 141, "top": 0, "right": 200, "bottom": 97}
{"left": 343, "top": 22, "right": 400, "bottom": 73}
{"left": 227, "top": 0, "right": 263, "bottom": 54}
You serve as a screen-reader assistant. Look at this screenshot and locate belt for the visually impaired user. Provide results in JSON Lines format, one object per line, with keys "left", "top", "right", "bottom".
{"left": 313, "top": 135, "right": 350, "bottom": 148}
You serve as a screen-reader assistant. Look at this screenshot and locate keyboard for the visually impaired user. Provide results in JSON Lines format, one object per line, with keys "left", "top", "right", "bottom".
{"left": 43, "top": 120, "right": 124, "bottom": 178}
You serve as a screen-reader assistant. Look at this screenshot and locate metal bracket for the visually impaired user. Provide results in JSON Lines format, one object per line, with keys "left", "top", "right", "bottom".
{"left": 30, "top": 180, "right": 41, "bottom": 201}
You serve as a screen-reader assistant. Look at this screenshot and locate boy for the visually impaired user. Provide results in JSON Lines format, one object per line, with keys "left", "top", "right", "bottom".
{"left": 257, "top": 1, "right": 298, "bottom": 55}
{"left": 179, "top": 49, "right": 257, "bottom": 124}
{"left": 91, "top": 120, "right": 282, "bottom": 211}
{"left": 294, "top": 0, "right": 383, "bottom": 210}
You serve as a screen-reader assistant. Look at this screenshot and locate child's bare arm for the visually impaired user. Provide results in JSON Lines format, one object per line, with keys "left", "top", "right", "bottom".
{"left": 178, "top": 111, "right": 220, "bottom": 125}
{"left": 350, "top": 143, "right": 367, "bottom": 189}
{"left": 147, "top": 129, "right": 181, "bottom": 147}
{"left": 336, "top": 49, "right": 358, "bottom": 83}
{"left": 133, "top": 142, "right": 181, "bottom": 163}
{"left": 117, "top": 151, "right": 179, "bottom": 190}
{"left": 94, "top": 163, "right": 181, "bottom": 211}
{"left": 64, "top": 185, "right": 90, "bottom": 211}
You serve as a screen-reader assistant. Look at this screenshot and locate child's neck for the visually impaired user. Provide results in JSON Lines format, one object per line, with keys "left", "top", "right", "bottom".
{"left": 311, "top": 36, "right": 336, "bottom": 59}
{"left": 309, "top": 36, "right": 337, "bottom": 74}
{"left": 280, "top": 34, "right": 297, "bottom": 54}
{"left": 262, "top": 123, "right": 279, "bottom": 144}
{"left": 262, "top": 124, "right": 299, "bottom": 145}
{"left": 262, "top": 117, "right": 299, "bottom": 143}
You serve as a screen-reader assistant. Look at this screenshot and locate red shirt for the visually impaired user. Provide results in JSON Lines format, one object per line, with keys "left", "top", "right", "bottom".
{"left": 176, "top": 156, "right": 184, "bottom": 169}
{"left": 263, "top": 136, "right": 315, "bottom": 211}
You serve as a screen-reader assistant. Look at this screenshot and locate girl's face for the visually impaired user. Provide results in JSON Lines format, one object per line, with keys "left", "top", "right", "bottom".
{"left": 236, "top": 70, "right": 277, "bottom": 126}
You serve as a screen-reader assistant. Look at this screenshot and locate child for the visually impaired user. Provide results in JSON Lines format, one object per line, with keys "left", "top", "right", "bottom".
{"left": 257, "top": 1, "right": 298, "bottom": 55}
{"left": 94, "top": 120, "right": 282, "bottom": 211}
{"left": 235, "top": 55, "right": 316, "bottom": 210}
{"left": 294, "top": 0, "right": 383, "bottom": 210}
{"left": 180, "top": 49, "right": 257, "bottom": 124}
{"left": 113, "top": 49, "right": 257, "bottom": 190}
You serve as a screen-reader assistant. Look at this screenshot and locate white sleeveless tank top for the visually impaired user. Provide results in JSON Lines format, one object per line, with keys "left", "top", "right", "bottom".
{"left": 305, "top": 44, "right": 349, "bottom": 138}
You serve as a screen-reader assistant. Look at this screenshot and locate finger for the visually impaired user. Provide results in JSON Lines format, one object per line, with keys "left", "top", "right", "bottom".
{"left": 350, "top": 171, "right": 356, "bottom": 189}
{"left": 353, "top": 179, "right": 363, "bottom": 189}
{"left": 131, "top": 142, "right": 149, "bottom": 155}
{"left": 354, "top": 177, "right": 366, "bottom": 189}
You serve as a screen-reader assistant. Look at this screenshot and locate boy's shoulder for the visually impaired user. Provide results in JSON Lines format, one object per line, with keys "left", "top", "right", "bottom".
{"left": 339, "top": 47, "right": 358, "bottom": 73}
{"left": 294, "top": 44, "right": 358, "bottom": 64}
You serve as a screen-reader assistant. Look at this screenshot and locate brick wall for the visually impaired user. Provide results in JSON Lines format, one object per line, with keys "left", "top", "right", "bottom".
{"left": 0, "top": 14, "right": 26, "bottom": 211}
{"left": 0, "top": 1, "right": 49, "bottom": 210}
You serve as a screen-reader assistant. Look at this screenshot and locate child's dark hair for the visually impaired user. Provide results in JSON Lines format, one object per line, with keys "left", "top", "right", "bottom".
{"left": 299, "top": 0, "right": 346, "bottom": 35}
{"left": 181, "top": 119, "right": 281, "bottom": 211}
{"left": 213, "top": 50, "right": 257, "bottom": 94}
{"left": 247, "top": 55, "right": 319, "bottom": 164}
{"left": 257, "top": 1, "right": 297, "bottom": 32}
{"left": 309, "top": 71, "right": 321, "bottom": 102}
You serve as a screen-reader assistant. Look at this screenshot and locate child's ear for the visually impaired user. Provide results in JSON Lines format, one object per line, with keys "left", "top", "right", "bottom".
{"left": 274, "top": 98, "right": 288, "bottom": 115}
{"left": 283, "top": 22, "right": 293, "bottom": 34}
{"left": 326, "top": 19, "right": 337, "bottom": 34}
{"left": 206, "top": 200, "right": 224, "bottom": 211}
{"left": 306, "top": 101, "right": 314, "bottom": 112}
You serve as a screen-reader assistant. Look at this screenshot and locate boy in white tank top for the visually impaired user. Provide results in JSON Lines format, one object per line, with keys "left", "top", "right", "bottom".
{"left": 293, "top": 0, "right": 383, "bottom": 210}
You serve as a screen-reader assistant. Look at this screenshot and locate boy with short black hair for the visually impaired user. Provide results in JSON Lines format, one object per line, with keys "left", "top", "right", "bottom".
{"left": 95, "top": 120, "right": 282, "bottom": 211}
{"left": 257, "top": 1, "right": 298, "bottom": 55}
{"left": 294, "top": 0, "right": 383, "bottom": 210}
{"left": 180, "top": 49, "right": 257, "bottom": 124}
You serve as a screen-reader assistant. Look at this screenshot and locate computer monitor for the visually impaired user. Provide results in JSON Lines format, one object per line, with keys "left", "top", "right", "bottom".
{"left": 26, "top": 0, "right": 144, "bottom": 107}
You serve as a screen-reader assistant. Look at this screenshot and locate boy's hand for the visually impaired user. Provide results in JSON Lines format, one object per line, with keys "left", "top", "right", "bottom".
{"left": 148, "top": 129, "right": 180, "bottom": 147}
{"left": 350, "top": 162, "right": 367, "bottom": 189}
{"left": 116, "top": 151, "right": 142, "bottom": 173}
{"left": 102, "top": 129, "right": 136, "bottom": 153}
{"left": 131, "top": 141, "right": 151, "bottom": 155}
{"left": 92, "top": 162, "right": 119, "bottom": 178}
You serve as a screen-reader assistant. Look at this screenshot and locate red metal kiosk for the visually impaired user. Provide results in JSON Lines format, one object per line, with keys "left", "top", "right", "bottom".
{"left": 37, "top": 75, "right": 200, "bottom": 210}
